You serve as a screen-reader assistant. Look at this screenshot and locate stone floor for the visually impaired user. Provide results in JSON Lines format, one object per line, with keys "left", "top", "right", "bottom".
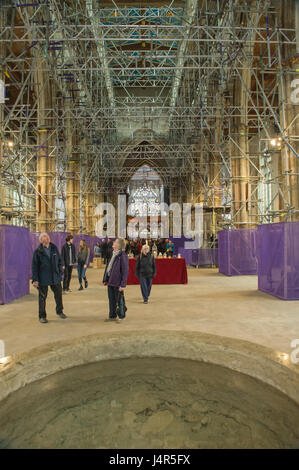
{"left": 1, "top": 267, "right": 299, "bottom": 357}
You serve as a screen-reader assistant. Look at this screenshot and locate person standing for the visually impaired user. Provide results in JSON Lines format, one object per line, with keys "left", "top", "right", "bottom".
{"left": 61, "top": 234, "right": 76, "bottom": 293}
{"left": 32, "top": 232, "right": 67, "bottom": 323}
{"left": 94, "top": 242, "right": 101, "bottom": 258}
{"left": 132, "top": 239, "right": 138, "bottom": 257}
{"left": 166, "top": 239, "right": 174, "bottom": 257}
{"left": 103, "top": 238, "right": 129, "bottom": 323}
{"left": 107, "top": 238, "right": 113, "bottom": 262}
{"left": 160, "top": 238, "right": 167, "bottom": 255}
{"left": 135, "top": 244, "right": 156, "bottom": 304}
{"left": 101, "top": 238, "right": 108, "bottom": 264}
{"left": 77, "top": 239, "right": 90, "bottom": 291}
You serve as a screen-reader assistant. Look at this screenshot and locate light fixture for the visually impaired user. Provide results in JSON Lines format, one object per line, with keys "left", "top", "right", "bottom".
{"left": 270, "top": 139, "right": 277, "bottom": 147}
{"left": 7, "top": 140, "right": 14, "bottom": 148}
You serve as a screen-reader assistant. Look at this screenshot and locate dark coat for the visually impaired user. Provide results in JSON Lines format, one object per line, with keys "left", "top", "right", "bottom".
{"left": 61, "top": 242, "right": 76, "bottom": 267}
{"left": 101, "top": 241, "right": 107, "bottom": 256}
{"left": 107, "top": 241, "right": 113, "bottom": 259}
{"left": 135, "top": 253, "right": 156, "bottom": 279}
{"left": 32, "top": 243, "right": 63, "bottom": 286}
{"left": 159, "top": 241, "right": 167, "bottom": 254}
{"left": 103, "top": 251, "right": 129, "bottom": 288}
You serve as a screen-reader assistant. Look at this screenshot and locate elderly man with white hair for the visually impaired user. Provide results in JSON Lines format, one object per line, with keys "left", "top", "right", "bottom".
{"left": 32, "top": 232, "right": 67, "bottom": 323}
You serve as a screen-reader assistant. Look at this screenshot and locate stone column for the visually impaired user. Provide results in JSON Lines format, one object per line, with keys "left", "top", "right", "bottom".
{"left": 231, "top": 66, "right": 251, "bottom": 229}
{"left": 278, "top": 0, "right": 299, "bottom": 221}
{"left": 34, "top": 59, "right": 56, "bottom": 232}
{"left": 65, "top": 113, "right": 80, "bottom": 233}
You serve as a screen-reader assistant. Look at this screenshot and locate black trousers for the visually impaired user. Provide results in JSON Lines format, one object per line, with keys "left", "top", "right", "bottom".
{"left": 38, "top": 283, "right": 63, "bottom": 319}
{"left": 108, "top": 286, "right": 120, "bottom": 318}
{"left": 63, "top": 265, "right": 73, "bottom": 291}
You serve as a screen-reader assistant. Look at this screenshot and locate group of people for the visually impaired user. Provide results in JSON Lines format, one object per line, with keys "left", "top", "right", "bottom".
{"left": 94, "top": 238, "right": 113, "bottom": 264}
{"left": 94, "top": 237, "right": 175, "bottom": 259}
{"left": 31, "top": 233, "right": 158, "bottom": 324}
{"left": 61, "top": 235, "right": 90, "bottom": 293}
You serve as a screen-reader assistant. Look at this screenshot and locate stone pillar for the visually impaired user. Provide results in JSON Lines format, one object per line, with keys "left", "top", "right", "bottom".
{"left": 84, "top": 191, "right": 96, "bottom": 235}
{"left": 231, "top": 66, "right": 251, "bottom": 228}
{"left": 65, "top": 129, "right": 80, "bottom": 233}
{"left": 34, "top": 59, "right": 56, "bottom": 232}
{"left": 278, "top": 67, "right": 299, "bottom": 220}
{"left": 278, "top": 0, "right": 299, "bottom": 221}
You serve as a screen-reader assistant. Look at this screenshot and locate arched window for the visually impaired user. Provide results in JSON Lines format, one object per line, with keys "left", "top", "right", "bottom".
{"left": 128, "top": 165, "right": 163, "bottom": 217}
{"left": 127, "top": 165, "right": 163, "bottom": 238}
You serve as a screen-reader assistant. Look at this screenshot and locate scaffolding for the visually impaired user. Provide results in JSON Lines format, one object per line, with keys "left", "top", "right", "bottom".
{"left": 0, "top": 0, "right": 298, "bottom": 235}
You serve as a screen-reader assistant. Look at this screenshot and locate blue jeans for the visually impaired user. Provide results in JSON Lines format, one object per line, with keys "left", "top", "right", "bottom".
{"left": 77, "top": 262, "right": 87, "bottom": 286}
{"left": 140, "top": 277, "right": 153, "bottom": 302}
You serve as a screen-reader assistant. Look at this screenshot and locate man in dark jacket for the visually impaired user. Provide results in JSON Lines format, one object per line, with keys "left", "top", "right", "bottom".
{"left": 61, "top": 234, "right": 76, "bottom": 293}
{"left": 101, "top": 238, "right": 108, "bottom": 264}
{"left": 103, "top": 238, "right": 129, "bottom": 323}
{"left": 107, "top": 238, "right": 113, "bottom": 262}
{"left": 135, "top": 244, "right": 156, "bottom": 303}
{"left": 32, "top": 232, "right": 67, "bottom": 323}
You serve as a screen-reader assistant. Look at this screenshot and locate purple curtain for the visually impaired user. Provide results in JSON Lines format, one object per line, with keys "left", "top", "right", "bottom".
{"left": 178, "top": 248, "right": 193, "bottom": 265}
{"left": 32, "top": 232, "right": 71, "bottom": 253}
{"left": 178, "top": 248, "right": 218, "bottom": 266}
{"left": 218, "top": 229, "right": 257, "bottom": 276}
{"left": 0, "top": 225, "right": 30, "bottom": 304}
{"left": 257, "top": 222, "right": 299, "bottom": 300}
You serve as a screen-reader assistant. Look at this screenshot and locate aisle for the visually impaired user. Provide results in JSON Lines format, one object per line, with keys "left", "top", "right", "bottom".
{"left": 0, "top": 267, "right": 298, "bottom": 356}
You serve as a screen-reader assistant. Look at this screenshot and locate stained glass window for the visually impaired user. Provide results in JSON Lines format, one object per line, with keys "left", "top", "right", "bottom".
{"left": 128, "top": 165, "right": 163, "bottom": 217}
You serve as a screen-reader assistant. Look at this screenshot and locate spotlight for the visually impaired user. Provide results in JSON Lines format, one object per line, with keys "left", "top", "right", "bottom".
{"left": 7, "top": 140, "right": 14, "bottom": 148}
{"left": 270, "top": 139, "right": 277, "bottom": 147}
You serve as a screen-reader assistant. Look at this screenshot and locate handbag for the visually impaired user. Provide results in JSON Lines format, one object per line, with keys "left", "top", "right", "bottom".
{"left": 116, "top": 291, "right": 127, "bottom": 319}
{"left": 103, "top": 268, "right": 109, "bottom": 284}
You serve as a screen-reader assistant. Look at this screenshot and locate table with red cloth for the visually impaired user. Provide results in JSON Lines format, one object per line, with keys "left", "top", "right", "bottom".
{"left": 127, "top": 257, "right": 188, "bottom": 285}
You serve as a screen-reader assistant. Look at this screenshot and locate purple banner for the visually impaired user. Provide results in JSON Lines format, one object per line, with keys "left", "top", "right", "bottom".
{"left": 218, "top": 229, "right": 257, "bottom": 276}
{"left": 0, "top": 225, "right": 30, "bottom": 304}
{"left": 178, "top": 248, "right": 218, "bottom": 267}
{"left": 257, "top": 222, "right": 299, "bottom": 300}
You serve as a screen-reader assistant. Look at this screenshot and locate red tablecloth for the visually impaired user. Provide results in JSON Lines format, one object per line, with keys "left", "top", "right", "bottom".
{"left": 127, "top": 258, "right": 188, "bottom": 285}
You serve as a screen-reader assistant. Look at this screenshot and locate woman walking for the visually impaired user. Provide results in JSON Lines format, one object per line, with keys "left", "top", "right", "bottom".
{"left": 103, "top": 238, "right": 129, "bottom": 323}
{"left": 135, "top": 244, "right": 156, "bottom": 304}
{"left": 77, "top": 239, "right": 90, "bottom": 291}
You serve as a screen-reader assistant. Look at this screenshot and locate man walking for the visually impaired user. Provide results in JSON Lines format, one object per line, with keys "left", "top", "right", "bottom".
{"left": 32, "top": 232, "right": 67, "bottom": 323}
{"left": 61, "top": 234, "right": 76, "bottom": 293}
